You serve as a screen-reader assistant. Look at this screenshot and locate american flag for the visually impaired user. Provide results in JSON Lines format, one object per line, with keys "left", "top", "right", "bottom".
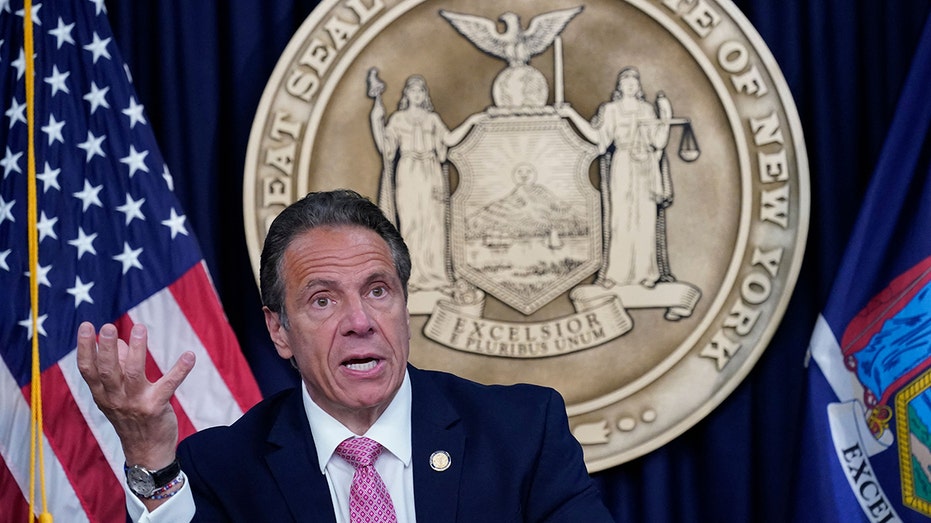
{"left": 0, "top": 1, "right": 262, "bottom": 521}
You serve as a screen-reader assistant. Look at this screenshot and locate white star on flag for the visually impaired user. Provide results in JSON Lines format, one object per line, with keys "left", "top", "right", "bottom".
{"left": 67, "top": 227, "right": 97, "bottom": 259}
{"left": 24, "top": 263, "right": 51, "bottom": 287}
{"left": 0, "top": 195, "right": 14, "bottom": 224}
{"left": 49, "top": 17, "right": 75, "bottom": 48}
{"left": 82, "top": 80, "right": 110, "bottom": 113}
{"left": 73, "top": 179, "right": 103, "bottom": 210}
{"left": 122, "top": 96, "right": 146, "bottom": 128}
{"left": 77, "top": 130, "right": 106, "bottom": 161}
{"left": 120, "top": 144, "right": 149, "bottom": 177}
{"left": 82, "top": 31, "right": 110, "bottom": 63}
{"left": 36, "top": 161, "right": 60, "bottom": 192}
{"left": 41, "top": 114, "right": 65, "bottom": 144}
{"left": 5, "top": 96, "right": 25, "bottom": 126}
{"left": 66, "top": 275, "right": 94, "bottom": 307}
{"left": 35, "top": 211, "right": 57, "bottom": 241}
{"left": 44, "top": 64, "right": 69, "bottom": 95}
{"left": 17, "top": 312, "right": 48, "bottom": 340}
{"left": 1, "top": 145, "right": 22, "bottom": 176}
{"left": 115, "top": 193, "right": 145, "bottom": 225}
{"left": 112, "top": 241, "right": 143, "bottom": 273}
{"left": 161, "top": 208, "right": 189, "bottom": 239}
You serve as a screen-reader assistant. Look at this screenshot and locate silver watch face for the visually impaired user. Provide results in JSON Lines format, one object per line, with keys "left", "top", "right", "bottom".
{"left": 126, "top": 466, "right": 156, "bottom": 496}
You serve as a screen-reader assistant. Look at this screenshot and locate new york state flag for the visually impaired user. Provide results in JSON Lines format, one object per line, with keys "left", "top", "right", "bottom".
{"left": 794, "top": 14, "right": 931, "bottom": 523}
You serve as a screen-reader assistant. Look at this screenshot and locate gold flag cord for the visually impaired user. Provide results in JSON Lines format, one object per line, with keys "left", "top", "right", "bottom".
{"left": 24, "top": 0, "right": 52, "bottom": 521}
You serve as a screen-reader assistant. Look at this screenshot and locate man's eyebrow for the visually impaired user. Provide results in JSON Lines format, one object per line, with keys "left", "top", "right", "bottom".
{"left": 301, "top": 278, "right": 338, "bottom": 293}
{"left": 300, "top": 270, "right": 397, "bottom": 292}
{"left": 363, "top": 270, "right": 398, "bottom": 287}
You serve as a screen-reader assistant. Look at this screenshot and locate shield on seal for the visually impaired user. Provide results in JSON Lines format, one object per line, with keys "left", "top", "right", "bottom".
{"left": 448, "top": 114, "right": 600, "bottom": 315}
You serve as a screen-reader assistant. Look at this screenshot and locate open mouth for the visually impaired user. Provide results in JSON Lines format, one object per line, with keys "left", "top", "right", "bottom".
{"left": 343, "top": 358, "right": 379, "bottom": 372}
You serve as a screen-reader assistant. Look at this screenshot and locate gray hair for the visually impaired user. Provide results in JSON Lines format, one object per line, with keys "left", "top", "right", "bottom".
{"left": 259, "top": 189, "right": 411, "bottom": 327}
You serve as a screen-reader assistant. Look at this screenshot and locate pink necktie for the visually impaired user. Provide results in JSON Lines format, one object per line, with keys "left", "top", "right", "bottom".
{"left": 335, "top": 437, "right": 398, "bottom": 523}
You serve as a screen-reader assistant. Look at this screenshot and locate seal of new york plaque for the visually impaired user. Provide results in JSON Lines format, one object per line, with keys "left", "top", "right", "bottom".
{"left": 243, "top": 0, "right": 809, "bottom": 471}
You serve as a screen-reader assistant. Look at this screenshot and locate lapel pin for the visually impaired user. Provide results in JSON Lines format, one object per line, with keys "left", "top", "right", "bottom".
{"left": 430, "top": 450, "right": 451, "bottom": 472}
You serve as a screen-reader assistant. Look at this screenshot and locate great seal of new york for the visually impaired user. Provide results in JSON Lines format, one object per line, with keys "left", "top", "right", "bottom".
{"left": 243, "top": 0, "right": 809, "bottom": 471}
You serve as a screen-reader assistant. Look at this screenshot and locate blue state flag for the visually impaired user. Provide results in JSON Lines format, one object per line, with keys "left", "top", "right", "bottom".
{"left": 794, "top": 12, "right": 931, "bottom": 523}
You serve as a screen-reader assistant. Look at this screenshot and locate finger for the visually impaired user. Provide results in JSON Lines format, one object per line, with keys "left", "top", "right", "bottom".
{"left": 116, "top": 337, "right": 129, "bottom": 369}
{"left": 95, "top": 323, "right": 124, "bottom": 393}
{"left": 153, "top": 351, "right": 196, "bottom": 404}
{"left": 76, "top": 322, "right": 100, "bottom": 384}
{"left": 122, "top": 324, "right": 150, "bottom": 394}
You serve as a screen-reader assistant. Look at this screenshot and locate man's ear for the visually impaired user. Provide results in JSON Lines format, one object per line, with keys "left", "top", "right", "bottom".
{"left": 263, "top": 306, "right": 293, "bottom": 360}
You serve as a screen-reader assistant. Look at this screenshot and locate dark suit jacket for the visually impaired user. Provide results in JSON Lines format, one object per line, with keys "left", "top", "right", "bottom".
{"left": 177, "top": 365, "right": 614, "bottom": 522}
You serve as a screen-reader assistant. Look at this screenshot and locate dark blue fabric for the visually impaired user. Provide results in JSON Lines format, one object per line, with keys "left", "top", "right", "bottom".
{"left": 106, "top": 1, "right": 931, "bottom": 521}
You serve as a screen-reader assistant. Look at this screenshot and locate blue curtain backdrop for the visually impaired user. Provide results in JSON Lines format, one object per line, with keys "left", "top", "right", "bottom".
{"left": 106, "top": 1, "right": 931, "bottom": 521}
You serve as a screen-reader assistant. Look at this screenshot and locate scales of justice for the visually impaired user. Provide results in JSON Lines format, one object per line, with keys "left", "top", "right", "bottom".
{"left": 367, "top": 7, "right": 703, "bottom": 355}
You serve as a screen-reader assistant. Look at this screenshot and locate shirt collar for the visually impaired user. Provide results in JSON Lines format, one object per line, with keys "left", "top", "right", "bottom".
{"left": 303, "top": 369, "right": 412, "bottom": 474}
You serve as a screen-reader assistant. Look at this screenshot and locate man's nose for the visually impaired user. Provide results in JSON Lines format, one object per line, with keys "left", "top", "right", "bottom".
{"left": 340, "top": 296, "right": 376, "bottom": 335}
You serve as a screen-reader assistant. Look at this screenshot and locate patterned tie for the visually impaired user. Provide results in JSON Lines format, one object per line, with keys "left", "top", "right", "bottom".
{"left": 335, "top": 437, "right": 399, "bottom": 523}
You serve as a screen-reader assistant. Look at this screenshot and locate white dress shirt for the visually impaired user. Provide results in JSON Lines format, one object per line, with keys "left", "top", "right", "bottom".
{"left": 127, "top": 370, "right": 415, "bottom": 522}
{"left": 307, "top": 370, "right": 414, "bottom": 523}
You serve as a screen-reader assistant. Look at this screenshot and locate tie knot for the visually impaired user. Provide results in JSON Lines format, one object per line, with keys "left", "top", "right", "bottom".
{"left": 336, "top": 437, "right": 383, "bottom": 468}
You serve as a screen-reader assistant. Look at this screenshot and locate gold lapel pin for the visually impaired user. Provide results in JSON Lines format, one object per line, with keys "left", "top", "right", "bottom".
{"left": 430, "top": 450, "right": 451, "bottom": 472}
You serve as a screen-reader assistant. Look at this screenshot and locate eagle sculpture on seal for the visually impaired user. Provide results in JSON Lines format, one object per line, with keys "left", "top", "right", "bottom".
{"left": 439, "top": 7, "right": 583, "bottom": 68}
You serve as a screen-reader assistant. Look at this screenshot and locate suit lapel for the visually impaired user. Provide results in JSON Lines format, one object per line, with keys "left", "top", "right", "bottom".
{"left": 259, "top": 371, "right": 467, "bottom": 521}
{"left": 265, "top": 389, "right": 337, "bottom": 523}
{"left": 409, "top": 367, "right": 465, "bottom": 522}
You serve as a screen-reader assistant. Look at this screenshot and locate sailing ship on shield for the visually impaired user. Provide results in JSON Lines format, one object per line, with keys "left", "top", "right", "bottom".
{"left": 366, "top": 6, "right": 703, "bottom": 357}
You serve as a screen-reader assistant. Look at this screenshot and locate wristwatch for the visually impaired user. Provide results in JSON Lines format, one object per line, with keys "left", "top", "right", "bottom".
{"left": 124, "top": 458, "right": 182, "bottom": 498}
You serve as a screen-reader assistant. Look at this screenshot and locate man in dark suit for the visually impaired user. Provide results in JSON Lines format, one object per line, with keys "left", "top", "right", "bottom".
{"left": 77, "top": 189, "right": 614, "bottom": 522}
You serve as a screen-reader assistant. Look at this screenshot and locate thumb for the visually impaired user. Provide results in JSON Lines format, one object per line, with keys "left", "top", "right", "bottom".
{"left": 154, "top": 351, "right": 196, "bottom": 403}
